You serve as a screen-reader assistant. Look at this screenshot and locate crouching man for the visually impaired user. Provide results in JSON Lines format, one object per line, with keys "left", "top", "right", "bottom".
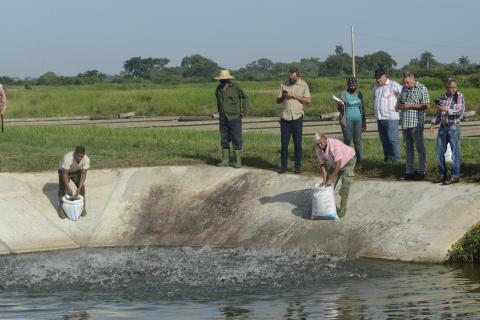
{"left": 314, "top": 133, "right": 356, "bottom": 218}
{"left": 58, "top": 146, "right": 90, "bottom": 218}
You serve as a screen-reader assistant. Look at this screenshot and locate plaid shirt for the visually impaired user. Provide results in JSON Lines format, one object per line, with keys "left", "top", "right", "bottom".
{"left": 431, "top": 92, "right": 465, "bottom": 125}
{"left": 399, "top": 81, "right": 430, "bottom": 129}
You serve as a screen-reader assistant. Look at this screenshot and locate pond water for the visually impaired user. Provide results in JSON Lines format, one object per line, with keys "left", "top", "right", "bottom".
{"left": 0, "top": 246, "right": 479, "bottom": 319}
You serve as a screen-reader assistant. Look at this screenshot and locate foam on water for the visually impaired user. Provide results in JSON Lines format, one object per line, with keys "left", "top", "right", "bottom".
{"left": 0, "top": 246, "right": 359, "bottom": 291}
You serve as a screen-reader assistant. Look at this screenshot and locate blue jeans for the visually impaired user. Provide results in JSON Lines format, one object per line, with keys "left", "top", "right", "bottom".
{"left": 280, "top": 116, "right": 303, "bottom": 169}
{"left": 342, "top": 120, "right": 362, "bottom": 161}
{"left": 377, "top": 120, "right": 401, "bottom": 162}
{"left": 402, "top": 125, "right": 426, "bottom": 175}
{"left": 436, "top": 124, "right": 461, "bottom": 177}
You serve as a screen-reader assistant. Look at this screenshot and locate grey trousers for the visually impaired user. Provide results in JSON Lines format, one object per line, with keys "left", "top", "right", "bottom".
{"left": 402, "top": 125, "right": 426, "bottom": 174}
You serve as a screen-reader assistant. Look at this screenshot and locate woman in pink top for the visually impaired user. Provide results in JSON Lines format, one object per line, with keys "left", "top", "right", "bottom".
{"left": 314, "top": 133, "right": 356, "bottom": 218}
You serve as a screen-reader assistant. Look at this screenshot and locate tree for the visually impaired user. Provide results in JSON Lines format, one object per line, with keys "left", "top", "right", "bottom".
{"left": 76, "top": 70, "right": 107, "bottom": 84}
{"left": 359, "top": 51, "right": 397, "bottom": 73}
{"left": 180, "top": 54, "right": 218, "bottom": 79}
{"left": 419, "top": 51, "right": 439, "bottom": 69}
{"left": 320, "top": 53, "right": 351, "bottom": 76}
{"left": 335, "top": 45, "right": 344, "bottom": 55}
{"left": 123, "top": 56, "right": 170, "bottom": 78}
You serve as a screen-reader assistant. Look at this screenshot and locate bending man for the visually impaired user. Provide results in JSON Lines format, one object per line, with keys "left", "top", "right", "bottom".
{"left": 58, "top": 146, "right": 90, "bottom": 218}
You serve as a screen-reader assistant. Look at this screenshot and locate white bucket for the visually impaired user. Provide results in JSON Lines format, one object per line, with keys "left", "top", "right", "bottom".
{"left": 311, "top": 184, "right": 338, "bottom": 220}
{"left": 62, "top": 195, "right": 84, "bottom": 221}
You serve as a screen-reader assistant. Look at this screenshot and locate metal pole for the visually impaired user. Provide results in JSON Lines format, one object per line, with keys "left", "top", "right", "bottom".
{"left": 351, "top": 25, "right": 356, "bottom": 78}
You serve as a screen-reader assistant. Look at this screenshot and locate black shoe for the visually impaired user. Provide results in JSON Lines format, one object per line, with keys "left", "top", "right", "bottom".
{"left": 443, "top": 176, "right": 460, "bottom": 185}
{"left": 400, "top": 173, "right": 416, "bottom": 181}
{"left": 432, "top": 175, "right": 447, "bottom": 183}
{"left": 278, "top": 167, "right": 287, "bottom": 174}
{"left": 294, "top": 168, "right": 301, "bottom": 174}
{"left": 414, "top": 172, "right": 425, "bottom": 181}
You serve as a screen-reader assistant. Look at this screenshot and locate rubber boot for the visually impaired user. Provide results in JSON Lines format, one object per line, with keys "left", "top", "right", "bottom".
{"left": 217, "top": 149, "right": 230, "bottom": 167}
{"left": 338, "top": 181, "right": 351, "bottom": 218}
{"left": 81, "top": 197, "right": 87, "bottom": 217}
{"left": 233, "top": 150, "right": 242, "bottom": 168}
{"left": 338, "top": 194, "right": 348, "bottom": 218}
{"left": 57, "top": 197, "right": 66, "bottom": 219}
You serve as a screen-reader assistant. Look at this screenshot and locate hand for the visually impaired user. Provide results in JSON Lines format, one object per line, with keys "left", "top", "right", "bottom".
{"left": 66, "top": 186, "right": 73, "bottom": 196}
{"left": 324, "top": 179, "right": 333, "bottom": 187}
{"left": 240, "top": 113, "right": 244, "bottom": 118}
{"left": 437, "top": 104, "right": 448, "bottom": 112}
{"left": 286, "top": 91, "right": 294, "bottom": 99}
{"left": 362, "top": 124, "right": 366, "bottom": 132}
{"left": 430, "top": 124, "right": 437, "bottom": 133}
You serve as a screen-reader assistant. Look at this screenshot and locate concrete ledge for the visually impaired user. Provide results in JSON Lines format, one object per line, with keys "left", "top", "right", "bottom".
{"left": 1, "top": 166, "right": 479, "bottom": 262}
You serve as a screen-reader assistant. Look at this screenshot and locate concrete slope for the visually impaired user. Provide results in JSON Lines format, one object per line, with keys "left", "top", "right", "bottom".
{"left": 1, "top": 166, "right": 479, "bottom": 263}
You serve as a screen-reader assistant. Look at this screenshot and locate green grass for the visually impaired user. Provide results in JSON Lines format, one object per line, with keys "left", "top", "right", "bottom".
{"left": 1, "top": 126, "right": 480, "bottom": 183}
{"left": 5, "top": 80, "right": 480, "bottom": 118}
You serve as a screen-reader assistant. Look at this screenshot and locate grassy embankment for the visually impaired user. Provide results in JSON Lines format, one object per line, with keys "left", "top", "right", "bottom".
{"left": 4, "top": 79, "right": 480, "bottom": 118}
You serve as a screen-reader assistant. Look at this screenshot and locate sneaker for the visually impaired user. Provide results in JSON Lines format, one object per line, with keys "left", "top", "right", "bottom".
{"left": 443, "top": 176, "right": 460, "bottom": 185}
{"left": 432, "top": 175, "right": 447, "bottom": 183}
{"left": 414, "top": 172, "right": 425, "bottom": 181}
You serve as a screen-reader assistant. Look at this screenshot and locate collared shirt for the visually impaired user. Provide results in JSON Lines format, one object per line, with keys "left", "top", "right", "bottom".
{"left": 432, "top": 92, "right": 465, "bottom": 125}
{"left": 398, "top": 81, "right": 430, "bottom": 129}
{"left": 315, "top": 138, "right": 356, "bottom": 169}
{"left": 277, "top": 78, "right": 311, "bottom": 120}
{"left": 59, "top": 152, "right": 90, "bottom": 171}
{"left": 0, "top": 84, "right": 7, "bottom": 112}
{"left": 373, "top": 79, "right": 403, "bottom": 120}
{"left": 215, "top": 82, "right": 250, "bottom": 121}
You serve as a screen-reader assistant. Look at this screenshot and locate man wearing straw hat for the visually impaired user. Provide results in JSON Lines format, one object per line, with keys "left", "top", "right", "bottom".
{"left": 314, "top": 133, "right": 356, "bottom": 218}
{"left": 214, "top": 69, "right": 250, "bottom": 168}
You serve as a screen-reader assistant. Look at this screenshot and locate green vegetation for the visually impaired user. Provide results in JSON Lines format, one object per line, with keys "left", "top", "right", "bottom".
{"left": 1, "top": 126, "right": 480, "bottom": 182}
{"left": 449, "top": 223, "right": 480, "bottom": 264}
{"left": 5, "top": 80, "right": 480, "bottom": 119}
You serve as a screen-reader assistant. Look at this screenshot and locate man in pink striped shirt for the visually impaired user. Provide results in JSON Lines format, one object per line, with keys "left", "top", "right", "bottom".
{"left": 314, "top": 133, "right": 356, "bottom": 218}
{"left": 0, "top": 84, "right": 7, "bottom": 116}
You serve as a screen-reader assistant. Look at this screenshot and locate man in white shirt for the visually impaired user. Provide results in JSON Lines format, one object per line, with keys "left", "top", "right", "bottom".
{"left": 372, "top": 69, "right": 403, "bottom": 162}
{"left": 57, "top": 146, "right": 90, "bottom": 218}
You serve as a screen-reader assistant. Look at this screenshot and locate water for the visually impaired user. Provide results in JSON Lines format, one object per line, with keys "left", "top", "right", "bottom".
{"left": 0, "top": 246, "right": 479, "bottom": 319}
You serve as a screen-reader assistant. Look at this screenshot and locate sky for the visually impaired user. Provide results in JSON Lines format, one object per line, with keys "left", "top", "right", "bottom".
{"left": 2, "top": 0, "right": 480, "bottom": 78}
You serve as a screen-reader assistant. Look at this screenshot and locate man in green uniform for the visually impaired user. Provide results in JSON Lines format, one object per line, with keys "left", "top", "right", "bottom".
{"left": 214, "top": 69, "right": 250, "bottom": 168}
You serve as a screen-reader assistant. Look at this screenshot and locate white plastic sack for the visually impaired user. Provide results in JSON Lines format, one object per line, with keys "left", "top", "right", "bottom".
{"left": 62, "top": 195, "right": 84, "bottom": 221}
{"left": 445, "top": 143, "right": 453, "bottom": 163}
{"left": 311, "top": 184, "right": 338, "bottom": 220}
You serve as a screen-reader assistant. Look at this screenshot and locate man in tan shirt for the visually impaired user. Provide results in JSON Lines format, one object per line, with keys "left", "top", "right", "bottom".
{"left": 276, "top": 68, "right": 311, "bottom": 173}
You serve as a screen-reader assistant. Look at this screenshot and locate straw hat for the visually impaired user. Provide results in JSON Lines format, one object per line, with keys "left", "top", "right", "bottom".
{"left": 214, "top": 69, "right": 234, "bottom": 80}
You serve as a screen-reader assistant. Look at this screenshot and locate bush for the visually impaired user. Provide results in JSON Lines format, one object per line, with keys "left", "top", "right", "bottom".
{"left": 448, "top": 223, "right": 480, "bottom": 263}
{"left": 420, "top": 76, "right": 444, "bottom": 90}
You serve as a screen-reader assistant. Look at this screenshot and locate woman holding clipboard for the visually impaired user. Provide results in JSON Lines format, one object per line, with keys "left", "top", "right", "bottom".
{"left": 335, "top": 77, "right": 366, "bottom": 162}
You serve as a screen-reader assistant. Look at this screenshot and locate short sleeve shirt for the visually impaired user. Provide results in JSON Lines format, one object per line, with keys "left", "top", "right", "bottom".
{"left": 315, "top": 138, "right": 356, "bottom": 169}
{"left": 59, "top": 151, "right": 90, "bottom": 171}
{"left": 278, "top": 78, "right": 311, "bottom": 120}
